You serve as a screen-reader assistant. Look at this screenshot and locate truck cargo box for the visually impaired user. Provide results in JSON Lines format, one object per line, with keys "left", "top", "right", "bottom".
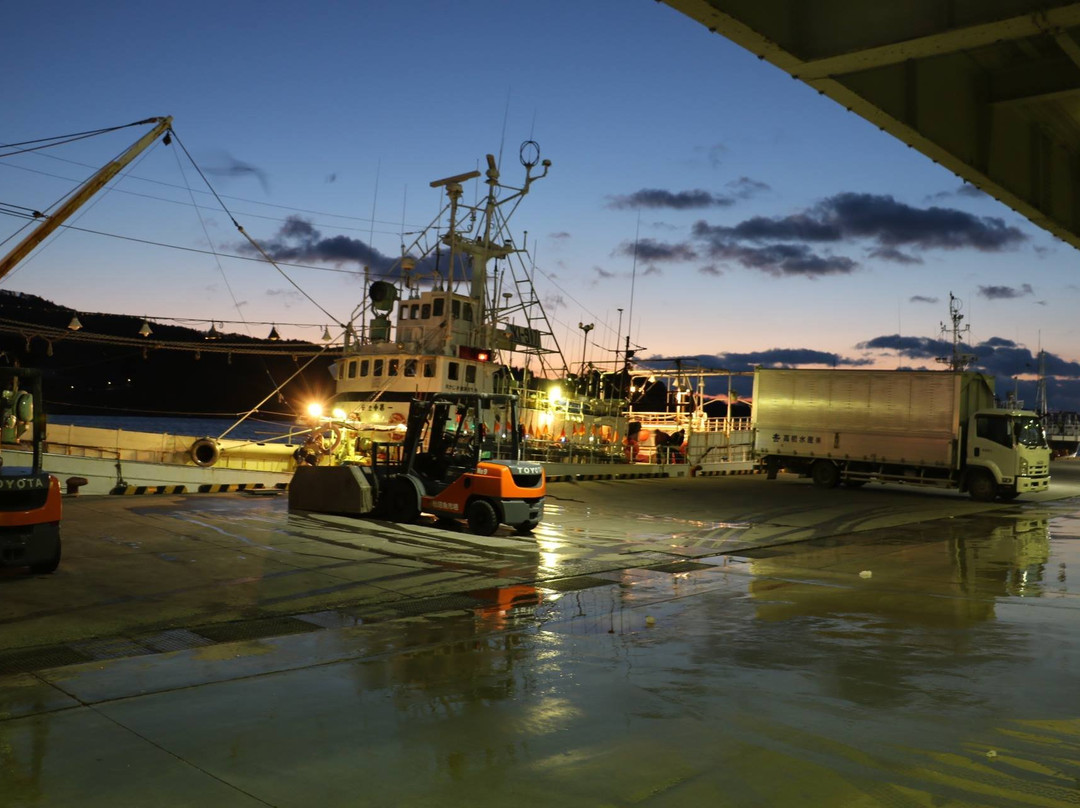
{"left": 752, "top": 369, "right": 996, "bottom": 469}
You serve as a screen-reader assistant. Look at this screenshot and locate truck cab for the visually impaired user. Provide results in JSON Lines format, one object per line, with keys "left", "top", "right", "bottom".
{"left": 964, "top": 410, "right": 1050, "bottom": 500}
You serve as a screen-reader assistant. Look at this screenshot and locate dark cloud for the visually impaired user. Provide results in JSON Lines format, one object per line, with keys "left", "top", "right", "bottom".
{"left": 910, "top": 295, "right": 938, "bottom": 304}
{"left": 727, "top": 176, "right": 771, "bottom": 199}
{"left": 203, "top": 151, "right": 270, "bottom": 194}
{"left": 607, "top": 189, "right": 735, "bottom": 210}
{"left": 868, "top": 247, "right": 923, "bottom": 264}
{"left": 549, "top": 231, "right": 571, "bottom": 240}
{"left": 695, "top": 142, "right": 727, "bottom": 170}
{"left": 256, "top": 216, "right": 393, "bottom": 267}
{"left": 614, "top": 238, "right": 698, "bottom": 262}
{"left": 698, "top": 265, "right": 722, "bottom": 276}
{"left": 689, "top": 226, "right": 856, "bottom": 277}
{"left": 857, "top": 332, "right": 1080, "bottom": 407}
{"left": 642, "top": 265, "right": 663, "bottom": 276}
{"left": 593, "top": 266, "right": 615, "bottom": 279}
{"left": 927, "top": 184, "right": 986, "bottom": 202}
{"left": 680, "top": 190, "right": 1027, "bottom": 280}
{"left": 856, "top": 334, "right": 955, "bottom": 359}
{"left": 824, "top": 193, "right": 1025, "bottom": 250}
{"left": 979, "top": 284, "right": 1033, "bottom": 300}
{"left": 544, "top": 293, "right": 566, "bottom": 312}
{"left": 696, "top": 216, "right": 840, "bottom": 243}
{"left": 696, "top": 192, "right": 1026, "bottom": 253}
{"left": 246, "top": 215, "right": 467, "bottom": 280}
{"left": 639, "top": 349, "right": 872, "bottom": 374}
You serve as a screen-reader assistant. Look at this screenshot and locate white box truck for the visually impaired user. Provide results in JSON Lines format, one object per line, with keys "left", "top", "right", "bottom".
{"left": 752, "top": 369, "right": 1050, "bottom": 501}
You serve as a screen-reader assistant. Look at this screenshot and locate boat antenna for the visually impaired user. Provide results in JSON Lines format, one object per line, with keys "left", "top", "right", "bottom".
{"left": 369, "top": 158, "right": 381, "bottom": 247}
{"left": 935, "top": 291, "right": 976, "bottom": 371}
{"left": 627, "top": 210, "right": 640, "bottom": 350}
{"left": 497, "top": 87, "right": 511, "bottom": 171}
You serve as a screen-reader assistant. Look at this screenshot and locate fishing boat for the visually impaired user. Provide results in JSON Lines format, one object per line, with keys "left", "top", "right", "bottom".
{"left": 1, "top": 119, "right": 743, "bottom": 494}
{"left": 298, "top": 145, "right": 631, "bottom": 472}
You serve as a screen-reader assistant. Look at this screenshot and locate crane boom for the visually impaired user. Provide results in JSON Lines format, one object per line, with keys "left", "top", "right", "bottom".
{"left": 0, "top": 116, "right": 174, "bottom": 282}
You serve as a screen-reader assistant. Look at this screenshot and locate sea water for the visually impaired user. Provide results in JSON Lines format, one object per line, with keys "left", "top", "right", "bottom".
{"left": 46, "top": 414, "right": 303, "bottom": 444}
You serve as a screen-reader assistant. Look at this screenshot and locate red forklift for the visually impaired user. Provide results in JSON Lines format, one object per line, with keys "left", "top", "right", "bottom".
{"left": 290, "top": 393, "right": 545, "bottom": 535}
{"left": 1, "top": 368, "right": 62, "bottom": 574}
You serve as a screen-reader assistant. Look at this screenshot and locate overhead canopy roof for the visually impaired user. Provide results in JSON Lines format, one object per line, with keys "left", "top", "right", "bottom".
{"left": 662, "top": 1, "right": 1080, "bottom": 251}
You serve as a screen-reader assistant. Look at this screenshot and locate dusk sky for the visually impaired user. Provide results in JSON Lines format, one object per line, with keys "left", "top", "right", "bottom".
{"left": 4, "top": 1, "right": 1079, "bottom": 407}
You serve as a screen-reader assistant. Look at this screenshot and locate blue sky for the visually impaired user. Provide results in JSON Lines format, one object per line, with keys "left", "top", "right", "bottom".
{"left": 3, "top": 1, "right": 1078, "bottom": 407}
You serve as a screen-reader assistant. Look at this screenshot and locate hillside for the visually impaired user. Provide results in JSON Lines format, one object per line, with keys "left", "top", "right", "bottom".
{"left": 0, "top": 290, "right": 337, "bottom": 417}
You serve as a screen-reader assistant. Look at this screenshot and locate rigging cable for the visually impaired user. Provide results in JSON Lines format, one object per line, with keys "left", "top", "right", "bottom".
{"left": 167, "top": 129, "right": 342, "bottom": 328}
{"left": 167, "top": 141, "right": 289, "bottom": 401}
{"left": 0, "top": 118, "right": 164, "bottom": 158}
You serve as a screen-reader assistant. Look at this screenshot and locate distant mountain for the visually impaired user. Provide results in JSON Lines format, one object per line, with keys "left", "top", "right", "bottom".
{"left": 0, "top": 290, "right": 337, "bottom": 417}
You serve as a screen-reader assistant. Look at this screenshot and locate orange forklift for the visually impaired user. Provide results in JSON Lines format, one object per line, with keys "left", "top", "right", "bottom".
{"left": 0, "top": 368, "right": 62, "bottom": 574}
{"left": 290, "top": 393, "right": 545, "bottom": 535}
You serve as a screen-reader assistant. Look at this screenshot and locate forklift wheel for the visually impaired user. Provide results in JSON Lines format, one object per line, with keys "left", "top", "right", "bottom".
{"left": 466, "top": 499, "right": 499, "bottom": 536}
{"left": 30, "top": 537, "right": 62, "bottom": 575}
{"left": 513, "top": 519, "right": 540, "bottom": 535}
{"left": 386, "top": 477, "right": 421, "bottom": 523}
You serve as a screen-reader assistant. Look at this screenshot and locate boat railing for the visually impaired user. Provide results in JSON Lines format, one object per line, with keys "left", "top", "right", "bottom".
{"left": 626, "top": 412, "right": 752, "bottom": 433}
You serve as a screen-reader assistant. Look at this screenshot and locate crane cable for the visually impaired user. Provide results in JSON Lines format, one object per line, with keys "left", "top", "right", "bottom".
{"left": 167, "top": 129, "right": 343, "bottom": 329}
{"left": 0, "top": 118, "right": 163, "bottom": 158}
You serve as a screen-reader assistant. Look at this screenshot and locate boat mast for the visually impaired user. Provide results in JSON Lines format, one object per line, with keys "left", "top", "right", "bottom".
{"left": 936, "top": 292, "right": 976, "bottom": 371}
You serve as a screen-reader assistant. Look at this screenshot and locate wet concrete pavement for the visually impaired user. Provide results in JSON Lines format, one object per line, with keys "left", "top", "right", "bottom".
{"left": 2, "top": 466, "right": 1080, "bottom": 805}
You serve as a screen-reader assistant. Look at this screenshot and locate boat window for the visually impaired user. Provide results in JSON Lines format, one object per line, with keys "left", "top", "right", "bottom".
{"left": 448, "top": 362, "right": 460, "bottom": 381}
{"left": 359, "top": 360, "right": 369, "bottom": 377}
{"left": 404, "top": 359, "right": 417, "bottom": 377}
{"left": 388, "top": 359, "right": 399, "bottom": 376}
{"left": 465, "top": 364, "right": 477, "bottom": 383}
{"left": 347, "top": 361, "right": 357, "bottom": 379}
{"left": 452, "top": 299, "right": 460, "bottom": 318}
{"left": 399, "top": 307, "right": 409, "bottom": 321}
{"left": 374, "top": 359, "right": 384, "bottom": 377}
{"left": 976, "top": 414, "right": 1012, "bottom": 448}
{"left": 433, "top": 298, "right": 444, "bottom": 317}
{"left": 423, "top": 361, "right": 435, "bottom": 378}
{"left": 463, "top": 303, "right": 473, "bottom": 322}
{"left": 421, "top": 303, "right": 431, "bottom": 319}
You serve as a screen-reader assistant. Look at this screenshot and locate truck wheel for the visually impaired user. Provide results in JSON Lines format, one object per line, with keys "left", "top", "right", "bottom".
{"left": 968, "top": 471, "right": 997, "bottom": 502}
{"left": 386, "top": 477, "right": 420, "bottom": 523}
{"left": 30, "top": 538, "right": 61, "bottom": 575}
{"left": 764, "top": 456, "right": 779, "bottom": 480}
{"left": 811, "top": 460, "right": 840, "bottom": 489}
{"left": 466, "top": 499, "right": 499, "bottom": 536}
{"left": 514, "top": 518, "right": 540, "bottom": 535}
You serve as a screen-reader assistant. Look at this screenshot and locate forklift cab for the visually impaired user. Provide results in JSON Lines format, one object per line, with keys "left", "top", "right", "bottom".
{"left": 412, "top": 399, "right": 486, "bottom": 495}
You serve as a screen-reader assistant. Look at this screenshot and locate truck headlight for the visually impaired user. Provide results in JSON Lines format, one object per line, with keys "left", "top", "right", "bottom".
{"left": 1019, "top": 457, "right": 1029, "bottom": 474}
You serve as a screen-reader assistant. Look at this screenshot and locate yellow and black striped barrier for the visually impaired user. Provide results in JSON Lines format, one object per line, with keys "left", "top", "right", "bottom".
{"left": 692, "top": 468, "right": 760, "bottom": 477}
{"left": 108, "top": 481, "right": 291, "bottom": 496}
{"left": 110, "top": 485, "right": 187, "bottom": 496}
{"left": 547, "top": 471, "right": 670, "bottom": 483}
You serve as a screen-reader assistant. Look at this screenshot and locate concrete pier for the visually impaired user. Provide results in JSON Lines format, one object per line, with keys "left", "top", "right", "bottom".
{"left": 2, "top": 465, "right": 1080, "bottom": 805}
